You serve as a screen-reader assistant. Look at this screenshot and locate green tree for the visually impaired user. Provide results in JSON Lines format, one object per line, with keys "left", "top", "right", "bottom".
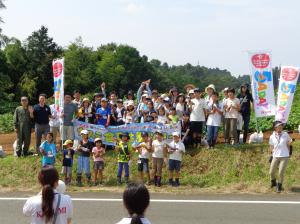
{"left": 96, "top": 44, "right": 156, "bottom": 96}
{"left": 4, "top": 38, "right": 27, "bottom": 99}
{"left": 24, "top": 26, "right": 62, "bottom": 99}
{"left": 64, "top": 37, "right": 97, "bottom": 94}
{"left": 0, "top": 49, "right": 12, "bottom": 100}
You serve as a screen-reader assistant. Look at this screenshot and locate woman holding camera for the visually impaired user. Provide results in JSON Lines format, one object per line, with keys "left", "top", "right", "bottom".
{"left": 269, "top": 121, "right": 293, "bottom": 193}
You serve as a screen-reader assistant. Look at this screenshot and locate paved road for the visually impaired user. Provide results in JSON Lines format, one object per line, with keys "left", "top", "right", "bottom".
{"left": 1, "top": 192, "right": 300, "bottom": 224}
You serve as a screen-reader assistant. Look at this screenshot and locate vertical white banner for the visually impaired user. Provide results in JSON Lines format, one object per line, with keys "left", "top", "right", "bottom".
{"left": 275, "top": 66, "right": 299, "bottom": 123}
{"left": 53, "top": 58, "right": 64, "bottom": 116}
{"left": 248, "top": 52, "right": 276, "bottom": 117}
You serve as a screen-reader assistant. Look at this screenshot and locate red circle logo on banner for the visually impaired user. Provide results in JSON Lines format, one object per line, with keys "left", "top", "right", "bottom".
{"left": 282, "top": 67, "right": 298, "bottom": 81}
{"left": 251, "top": 54, "right": 270, "bottom": 69}
{"left": 53, "top": 62, "right": 63, "bottom": 78}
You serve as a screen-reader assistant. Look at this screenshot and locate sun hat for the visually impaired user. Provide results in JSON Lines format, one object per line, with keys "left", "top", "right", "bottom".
{"left": 63, "top": 139, "right": 73, "bottom": 146}
{"left": 205, "top": 84, "right": 216, "bottom": 93}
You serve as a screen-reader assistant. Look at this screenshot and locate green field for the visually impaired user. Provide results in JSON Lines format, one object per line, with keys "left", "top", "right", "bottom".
{"left": 1, "top": 142, "right": 300, "bottom": 194}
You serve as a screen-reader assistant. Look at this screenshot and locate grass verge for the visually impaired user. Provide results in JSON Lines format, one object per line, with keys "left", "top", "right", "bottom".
{"left": 0, "top": 142, "right": 300, "bottom": 194}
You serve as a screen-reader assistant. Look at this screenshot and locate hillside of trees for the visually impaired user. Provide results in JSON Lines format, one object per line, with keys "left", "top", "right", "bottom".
{"left": 0, "top": 25, "right": 282, "bottom": 111}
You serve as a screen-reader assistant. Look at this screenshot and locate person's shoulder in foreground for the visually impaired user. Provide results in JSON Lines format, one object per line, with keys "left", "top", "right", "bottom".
{"left": 116, "top": 217, "right": 151, "bottom": 224}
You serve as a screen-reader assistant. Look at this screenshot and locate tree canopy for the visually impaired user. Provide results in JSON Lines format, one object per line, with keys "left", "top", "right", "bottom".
{"left": 0, "top": 25, "right": 261, "bottom": 104}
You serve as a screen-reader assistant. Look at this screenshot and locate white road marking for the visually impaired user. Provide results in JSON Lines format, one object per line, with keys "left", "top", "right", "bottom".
{"left": 0, "top": 197, "right": 300, "bottom": 204}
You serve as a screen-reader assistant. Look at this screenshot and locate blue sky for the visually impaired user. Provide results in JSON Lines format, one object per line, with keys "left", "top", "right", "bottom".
{"left": 1, "top": 0, "right": 299, "bottom": 76}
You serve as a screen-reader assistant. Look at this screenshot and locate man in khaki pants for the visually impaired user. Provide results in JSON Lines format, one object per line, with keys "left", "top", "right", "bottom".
{"left": 269, "top": 121, "right": 292, "bottom": 193}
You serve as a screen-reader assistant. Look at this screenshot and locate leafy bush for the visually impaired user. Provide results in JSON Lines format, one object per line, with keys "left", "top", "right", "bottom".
{"left": 0, "top": 100, "right": 19, "bottom": 114}
{"left": 249, "top": 85, "right": 300, "bottom": 132}
{"left": 0, "top": 113, "right": 14, "bottom": 133}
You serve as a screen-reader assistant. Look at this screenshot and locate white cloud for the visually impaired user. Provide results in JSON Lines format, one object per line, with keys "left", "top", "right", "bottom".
{"left": 124, "top": 2, "right": 144, "bottom": 14}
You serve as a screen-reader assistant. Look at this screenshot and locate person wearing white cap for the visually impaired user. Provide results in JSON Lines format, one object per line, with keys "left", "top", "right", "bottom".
{"left": 124, "top": 100, "right": 136, "bottom": 124}
{"left": 269, "top": 121, "right": 293, "bottom": 193}
{"left": 76, "top": 129, "right": 94, "bottom": 186}
{"left": 166, "top": 131, "right": 185, "bottom": 187}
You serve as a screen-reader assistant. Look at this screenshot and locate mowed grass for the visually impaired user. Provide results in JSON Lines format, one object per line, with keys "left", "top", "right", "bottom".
{"left": 1, "top": 142, "right": 300, "bottom": 194}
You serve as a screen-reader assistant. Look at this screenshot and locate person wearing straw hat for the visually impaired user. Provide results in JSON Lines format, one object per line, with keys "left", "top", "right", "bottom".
{"left": 166, "top": 132, "right": 185, "bottom": 187}
{"left": 184, "top": 84, "right": 196, "bottom": 96}
{"left": 78, "top": 97, "right": 94, "bottom": 123}
{"left": 205, "top": 84, "right": 216, "bottom": 104}
{"left": 269, "top": 121, "right": 293, "bottom": 193}
{"left": 62, "top": 139, "right": 75, "bottom": 185}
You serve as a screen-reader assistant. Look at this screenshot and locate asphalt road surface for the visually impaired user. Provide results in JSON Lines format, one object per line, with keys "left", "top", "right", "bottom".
{"left": 1, "top": 192, "right": 300, "bottom": 224}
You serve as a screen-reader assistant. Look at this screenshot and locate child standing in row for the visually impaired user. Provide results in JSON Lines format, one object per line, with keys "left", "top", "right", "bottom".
{"left": 151, "top": 131, "right": 167, "bottom": 187}
{"left": 40, "top": 132, "right": 57, "bottom": 167}
{"left": 62, "top": 139, "right": 75, "bottom": 185}
{"left": 76, "top": 130, "right": 94, "bottom": 186}
{"left": 167, "top": 132, "right": 185, "bottom": 187}
{"left": 115, "top": 132, "right": 132, "bottom": 185}
{"left": 134, "top": 132, "right": 152, "bottom": 185}
{"left": 92, "top": 138, "right": 106, "bottom": 185}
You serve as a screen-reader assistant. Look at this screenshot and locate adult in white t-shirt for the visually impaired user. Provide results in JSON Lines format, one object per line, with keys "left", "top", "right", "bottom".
{"left": 23, "top": 167, "right": 73, "bottom": 224}
{"left": 49, "top": 104, "right": 61, "bottom": 144}
{"left": 188, "top": 88, "right": 208, "bottom": 147}
{"left": 116, "top": 182, "right": 151, "bottom": 224}
{"left": 269, "top": 121, "right": 292, "bottom": 193}
{"left": 223, "top": 88, "right": 240, "bottom": 144}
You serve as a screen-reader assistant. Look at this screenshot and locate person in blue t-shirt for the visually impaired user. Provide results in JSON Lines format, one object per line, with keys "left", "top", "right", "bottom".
{"left": 39, "top": 132, "right": 57, "bottom": 167}
{"left": 95, "top": 98, "right": 111, "bottom": 127}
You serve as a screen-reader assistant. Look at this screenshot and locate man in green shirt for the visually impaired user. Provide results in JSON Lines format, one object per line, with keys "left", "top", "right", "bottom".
{"left": 13, "top": 97, "right": 34, "bottom": 157}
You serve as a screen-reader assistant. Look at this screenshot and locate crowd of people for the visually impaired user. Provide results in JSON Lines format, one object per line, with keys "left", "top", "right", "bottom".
{"left": 13, "top": 80, "right": 293, "bottom": 192}
{"left": 14, "top": 80, "right": 253, "bottom": 154}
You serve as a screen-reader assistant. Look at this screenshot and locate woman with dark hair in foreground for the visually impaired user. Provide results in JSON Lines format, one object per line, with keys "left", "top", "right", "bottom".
{"left": 23, "top": 167, "right": 73, "bottom": 224}
{"left": 117, "top": 182, "right": 151, "bottom": 224}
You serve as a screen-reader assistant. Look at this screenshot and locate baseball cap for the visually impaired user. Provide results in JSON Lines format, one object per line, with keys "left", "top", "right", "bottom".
{"left": 80, "top": 130, "right": 89, "bottom": 135}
